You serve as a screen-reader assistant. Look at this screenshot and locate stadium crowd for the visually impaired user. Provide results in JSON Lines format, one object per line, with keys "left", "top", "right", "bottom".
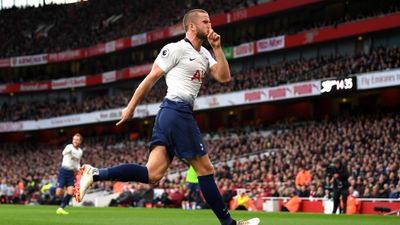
{"left": 0, "top": 0, "right": 257, "bottom": 58}
{"left": 1, "top": 46, "right": 399, "bottom": 122}
{"left": 1, "top": 113, "right": 399, "bottom": 207}
{"left": 0, "top": 0, "right": 399, "bottom": 85}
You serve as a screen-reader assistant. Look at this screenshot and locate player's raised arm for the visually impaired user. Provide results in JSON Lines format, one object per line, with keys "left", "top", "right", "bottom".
{"left": 208, "top": 29, "right": 231, "bottom": 83}
{"left": 116, "top": 63, "right": 164, "bottom": 126}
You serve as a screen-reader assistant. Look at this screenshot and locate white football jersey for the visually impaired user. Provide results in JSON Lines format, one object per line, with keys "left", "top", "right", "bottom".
{"left": 61, "top": 144, "right": 83, "bottom": 171}
{"left": 155, "top": 38, "right": 217, "bottom": 105}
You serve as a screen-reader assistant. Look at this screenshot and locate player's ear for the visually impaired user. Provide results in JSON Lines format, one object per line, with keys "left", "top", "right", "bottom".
{"left": 190, "top": 22, "right": 194, "bottom": 31}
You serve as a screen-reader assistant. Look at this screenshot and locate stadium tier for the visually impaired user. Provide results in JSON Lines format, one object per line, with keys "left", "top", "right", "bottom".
{"left": 0, "top": 0, "right": 399, "bottom": 85}
{"left": 0, "top": 0, "right": 253, "bottom": 58}
{"left": 0, "top": 0, "right": 399, "bottom": 220}
{"left": 1, "top": 46, "right": 399, "bottom": 122}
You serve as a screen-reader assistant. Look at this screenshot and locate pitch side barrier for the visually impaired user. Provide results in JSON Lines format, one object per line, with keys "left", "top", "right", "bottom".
{"left": 260, "top": 197, "right": 400, "bottom": 215}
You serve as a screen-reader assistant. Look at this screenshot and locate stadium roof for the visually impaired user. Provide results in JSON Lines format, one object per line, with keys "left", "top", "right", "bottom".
{"left": 1, "top": 0, "right": 84, "bottom": 9}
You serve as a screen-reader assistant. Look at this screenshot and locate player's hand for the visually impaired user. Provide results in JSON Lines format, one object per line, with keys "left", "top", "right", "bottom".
{"left": 116, "top": 107, "right": 134, "bottom": 126}
{"left": 207, "top": 29, "right": 221, "bottom": 49}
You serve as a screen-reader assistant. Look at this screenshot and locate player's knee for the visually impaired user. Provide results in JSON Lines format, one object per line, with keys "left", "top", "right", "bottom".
{"left": 55, "top": 188, "right": 62, "bottom": 194}
{"left": 148, "top": 172, "right": 163, "bottom": 184}
{"left": 147, "top": 167, "right": 164, "bottom": 184}
{"left": 66, "top": 187, "right": 74, "bottom": 195}
{"left": 206, "top": 165, "right": 215, "bottom": 175}
{"left": 196, "top": 164, "right": 215, "bottom": 176}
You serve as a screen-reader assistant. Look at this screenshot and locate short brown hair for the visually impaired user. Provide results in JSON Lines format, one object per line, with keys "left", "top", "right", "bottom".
{"left": 182, "top": 9, "right": 208, "bottom": 32}
{"left": 73, "top": 133, "right": 83, "bottom": 141}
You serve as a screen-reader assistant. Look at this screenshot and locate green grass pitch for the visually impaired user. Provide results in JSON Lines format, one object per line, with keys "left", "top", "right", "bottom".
{"left": 0, "top": 205, "right": 399, "bottom": 225}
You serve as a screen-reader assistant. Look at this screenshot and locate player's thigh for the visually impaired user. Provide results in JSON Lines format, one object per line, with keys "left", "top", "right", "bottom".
{"left": 187, "top": 154, "right": 214, "bottom": 176}
{"left": 146, "top": 145, "right": 171, "bottom": 183}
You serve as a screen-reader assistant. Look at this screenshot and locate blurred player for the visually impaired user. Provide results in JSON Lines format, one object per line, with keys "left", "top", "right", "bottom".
{"left": 183, "top": 165, "right": 201, "bottom": 210}
{"left": 75, "top": 9, "right": 259, "bottom": 225}
{"left": 56, "top": 133, "right": 83, "bottom": 215}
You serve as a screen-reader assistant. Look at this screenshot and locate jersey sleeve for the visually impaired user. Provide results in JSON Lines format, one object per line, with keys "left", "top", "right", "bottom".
{"left": 154, "top": 43, "right": 180, "bottom": 73}
{"left": 62, "top": 145, "right": 71, "bottom": 155}
{"left": 203, "top": 48, "right": 217, "bottom": 70}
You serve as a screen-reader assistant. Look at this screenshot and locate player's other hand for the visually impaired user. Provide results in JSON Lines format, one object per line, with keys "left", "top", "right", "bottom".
{"left": 116, "top": 107, "right": 134, "bottom": 126}
{"left": 207, "top": 29, "right": 221, "bottom": 49}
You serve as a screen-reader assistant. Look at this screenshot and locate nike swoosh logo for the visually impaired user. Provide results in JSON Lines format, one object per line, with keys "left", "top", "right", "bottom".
{"left": 189, "top": 57, "right": 196, "bottom": 61}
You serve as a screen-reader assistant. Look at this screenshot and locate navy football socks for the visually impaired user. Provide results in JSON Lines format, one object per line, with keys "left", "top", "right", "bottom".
{"left": 60, "top": 194, "right": 72, "bottom": 209}
{"left": 198, "top": 174, "right": 236, "bottom": 225}
{"left": 93, "top": 163, "right": 149, "bottom": 183}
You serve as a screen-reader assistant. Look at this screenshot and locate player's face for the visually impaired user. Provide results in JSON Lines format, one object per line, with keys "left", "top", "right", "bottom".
{"left": 72, "top": 135, "right": 82, "bottom": 147}
{"left": 194, "top": 12, "right": 211, "bottom": 41}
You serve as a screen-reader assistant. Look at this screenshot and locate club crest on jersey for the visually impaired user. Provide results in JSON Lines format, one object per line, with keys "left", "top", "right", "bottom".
{"left": 191, "top": 70, "right": 205, "bottom": 82}
{"left": 161, "top": 48, "right": 169, "bottom": 57}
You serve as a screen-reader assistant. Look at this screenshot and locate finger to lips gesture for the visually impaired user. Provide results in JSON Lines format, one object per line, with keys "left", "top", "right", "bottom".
{"left": 208, "top": 29, "right": 221, "bottom": 48}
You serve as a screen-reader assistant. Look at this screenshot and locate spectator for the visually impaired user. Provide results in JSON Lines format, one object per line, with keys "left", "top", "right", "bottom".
{"left": 388, "top": 184, "right": 399, "bottom": 199}
{"left": 131, "top": 183, "right": 154, "bottom": 207}
{"left": 346, "top": 187, "right": 360, "bottom": 214}
{"left": 295, "top": 167, "right": 312, "bottom": 189}
{"left": 110, "top": 184, "right": 134, "bottom": 207}
{"left": 314, "top": 187, "right": 325, "bottom": 198}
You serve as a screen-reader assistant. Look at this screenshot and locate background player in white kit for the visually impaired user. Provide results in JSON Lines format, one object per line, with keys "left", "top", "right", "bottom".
{"left": 55, "top": 133, "right": 83, "bottom": 215}
{"left": 75, "top": 9, "right": 259, "bottom": 225}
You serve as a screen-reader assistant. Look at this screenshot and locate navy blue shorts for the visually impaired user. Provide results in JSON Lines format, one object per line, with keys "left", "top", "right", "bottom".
{"left": 149, "top": 98, "right": 207, "bottom": 161}
{"left": 57, "top": 167, "right": 75, "bottom": 188}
